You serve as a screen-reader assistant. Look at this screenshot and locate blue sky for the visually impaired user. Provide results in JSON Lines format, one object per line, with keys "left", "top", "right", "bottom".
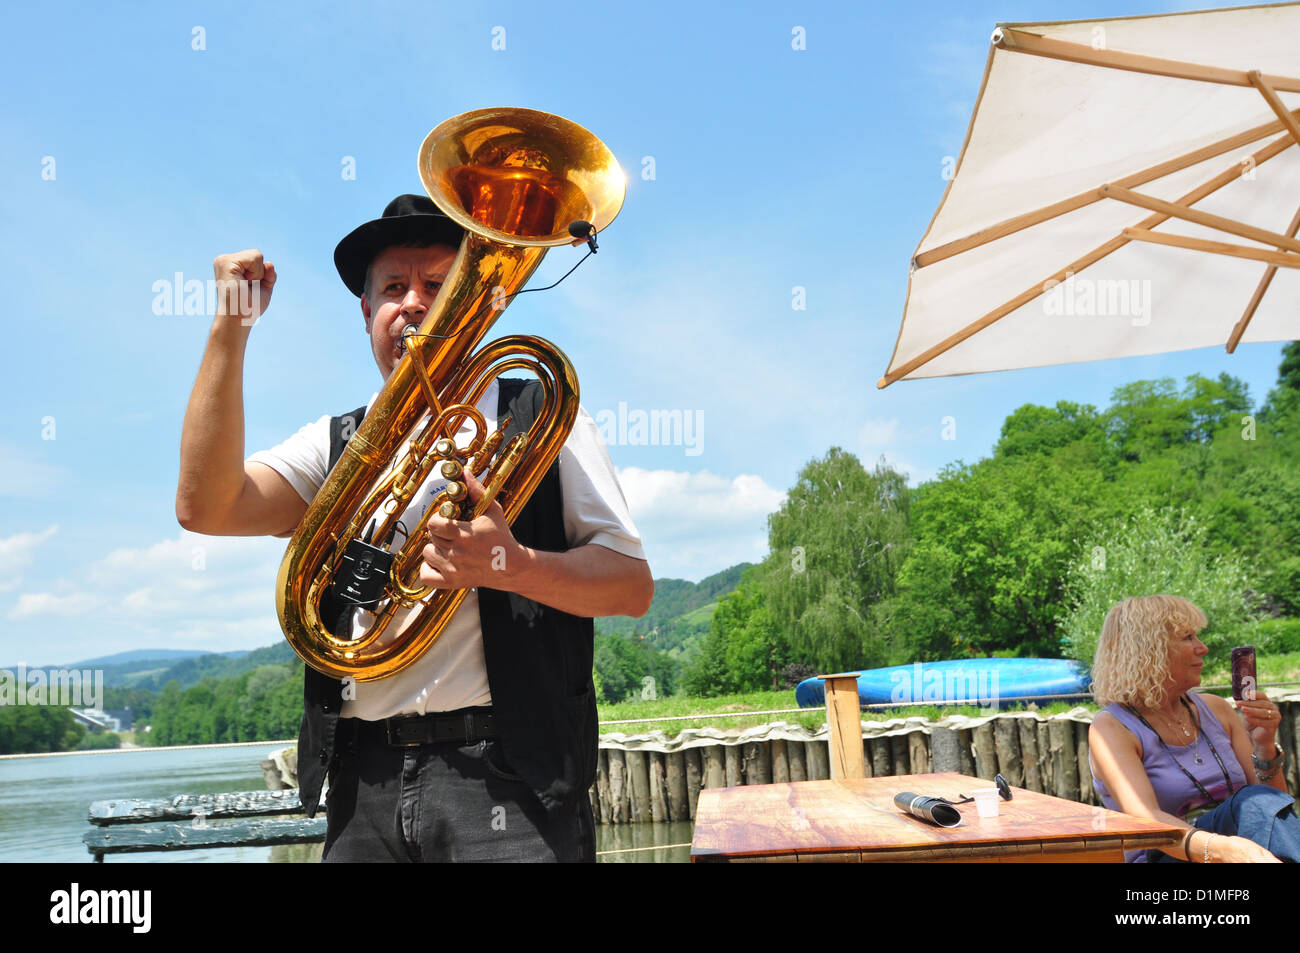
{"left": 1, "top": 0, "right": 1291, "bottom": 664}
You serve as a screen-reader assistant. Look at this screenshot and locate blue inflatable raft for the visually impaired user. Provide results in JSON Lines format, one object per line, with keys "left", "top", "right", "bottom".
{"left": 794, "top": 658, "right": 1091, "bottom": 709}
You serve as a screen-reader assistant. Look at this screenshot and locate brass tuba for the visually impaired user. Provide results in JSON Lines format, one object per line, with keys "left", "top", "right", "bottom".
{"left": 275, "top": 108, "right": 626, "bottom": 681}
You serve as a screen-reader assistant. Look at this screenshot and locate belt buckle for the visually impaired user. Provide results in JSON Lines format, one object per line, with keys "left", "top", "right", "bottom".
{"left": 385, "top": 717, "right": 424, "bottom": 748}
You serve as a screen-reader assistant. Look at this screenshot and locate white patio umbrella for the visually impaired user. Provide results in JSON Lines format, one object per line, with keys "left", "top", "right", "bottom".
{"left": 880, "top": 2, "right": 1300, "bottom": 387}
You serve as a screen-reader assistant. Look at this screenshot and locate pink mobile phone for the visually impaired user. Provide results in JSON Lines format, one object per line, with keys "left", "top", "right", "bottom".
{"left": 1231, "top": 645, "right": 1256, "bottom": 701}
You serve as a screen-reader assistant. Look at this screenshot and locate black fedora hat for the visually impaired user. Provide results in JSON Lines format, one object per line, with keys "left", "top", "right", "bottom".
{"left": 334, "top": 194, "right": 465, "bottom": 298}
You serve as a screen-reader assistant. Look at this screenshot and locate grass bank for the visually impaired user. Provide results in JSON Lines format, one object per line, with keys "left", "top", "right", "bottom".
{"left": 596, "top": 689, "right": 1092, "bottom": 734}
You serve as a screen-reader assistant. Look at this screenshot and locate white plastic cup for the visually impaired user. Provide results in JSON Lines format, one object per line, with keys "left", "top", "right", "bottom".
{"left": 972, "top": 788, "right": 999, "bottom": 818}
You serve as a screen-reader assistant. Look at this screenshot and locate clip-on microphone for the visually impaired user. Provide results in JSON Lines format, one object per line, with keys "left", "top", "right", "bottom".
{"left": 568, "top": 220, "right": 599, "bottom": 253}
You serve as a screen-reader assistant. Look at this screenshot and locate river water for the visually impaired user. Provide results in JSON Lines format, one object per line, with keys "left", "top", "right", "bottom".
{"left": 0, "top": 745, "right": 691, "bottom": 863}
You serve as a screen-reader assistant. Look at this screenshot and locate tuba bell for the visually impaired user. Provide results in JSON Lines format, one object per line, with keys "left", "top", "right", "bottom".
{"left": 275, "top": 108, "right": 626, "bottom": 681}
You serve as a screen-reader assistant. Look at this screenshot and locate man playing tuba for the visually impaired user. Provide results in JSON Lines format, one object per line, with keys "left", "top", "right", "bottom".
{"left": 176, "top": 193, "right": 653, "bottom": 862}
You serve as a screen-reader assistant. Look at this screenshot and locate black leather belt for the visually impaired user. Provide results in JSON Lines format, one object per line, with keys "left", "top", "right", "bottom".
{"left": 377, "top": 708, "right": 496, "bottom": 748}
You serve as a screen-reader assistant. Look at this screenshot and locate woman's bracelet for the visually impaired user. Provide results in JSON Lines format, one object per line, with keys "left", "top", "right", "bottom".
{"left": 1182, "top": 828, "right": 1197, "bottom": 860}
{"left": 1253, "top": 742, "right": 1285, "bottom": 781}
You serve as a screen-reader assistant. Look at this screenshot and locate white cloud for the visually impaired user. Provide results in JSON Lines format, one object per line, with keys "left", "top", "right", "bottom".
{"left": 0, "top": 525, "right": 58, "bottom": 591}
{"left": 8, "top": 531, "right": 286, "bottom": 646}
{"left": 617, "top": 467, "right": 785, "bottom": 582}
{"left": 10, "top": 592, "right": 100, "bottom": 618}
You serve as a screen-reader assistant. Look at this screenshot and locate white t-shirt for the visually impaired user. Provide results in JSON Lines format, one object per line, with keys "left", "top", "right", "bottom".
{"left": 248, "top": 380, "right": 645, "bottom": 720}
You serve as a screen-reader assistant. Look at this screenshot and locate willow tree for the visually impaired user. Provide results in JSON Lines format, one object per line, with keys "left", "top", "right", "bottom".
{"left": 761, "top": 448, "right": 910, "bottom": 673}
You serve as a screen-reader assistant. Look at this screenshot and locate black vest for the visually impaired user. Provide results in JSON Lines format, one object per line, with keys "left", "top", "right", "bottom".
{"left": 296, "top": 379, "right": 597, "bottom": 818}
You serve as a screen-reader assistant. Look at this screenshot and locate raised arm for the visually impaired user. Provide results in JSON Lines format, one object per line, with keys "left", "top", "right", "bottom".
{"left": 175, "top": 250, "right": 306, "bottom": 537}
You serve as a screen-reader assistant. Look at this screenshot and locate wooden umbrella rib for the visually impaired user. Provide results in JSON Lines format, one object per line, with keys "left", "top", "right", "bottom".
{"left": 1124, "top": 228, "right": 1300, "bottom": 269}
{"left": 1099, "top": 184, "right": 1300, "bottom": 254}
{"left": 914, "top": 113, "right": 1297, "bottom": 270}
{"left": 995, "top": 27, "right": 1300, "bottom": 94}
{"left": 1249, "top": 71, "right": 1300, "bottom": 147}
{"left": 878, "top": 131, "right": 1296, "bottom": 388}
{"left": 1226, "top": 201, "right": 1300, "bottom": 353}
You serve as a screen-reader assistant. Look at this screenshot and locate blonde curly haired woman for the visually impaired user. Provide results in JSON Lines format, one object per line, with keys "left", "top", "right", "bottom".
{"left": 1088, "top": 595, "right": 1297, "bottom": 862}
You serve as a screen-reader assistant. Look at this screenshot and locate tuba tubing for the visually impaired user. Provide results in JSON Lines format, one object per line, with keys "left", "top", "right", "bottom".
{"left": 275, "top": 109, "right": 624, "bottom": 682}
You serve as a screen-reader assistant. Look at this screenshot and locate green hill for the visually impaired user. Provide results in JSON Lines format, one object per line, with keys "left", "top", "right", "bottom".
{"left": 597, "top": 563, "right": 751, "bottom": 655}
{"left": 126, "top": 641, "right": 297, "bottom": 692}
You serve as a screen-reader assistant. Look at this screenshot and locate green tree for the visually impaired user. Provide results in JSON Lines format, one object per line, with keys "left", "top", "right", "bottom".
{"left": 893, "top": 450, "right": 1109, "bottom": 657}
{"left": 760, "top": 449, "right": 910, "bottom": 673}
{"left": 994, "top": 400, "right": 1105, "bottom": 459}
{"left": 0, "top": 705, "right": 83, "bottom": 754}
{"left": 592, "top": 633, "right": 677, "bottom": 703}
{"left": 1105, "top": 374, "right": 1251, "bottom": 462}
{"left": 1258, "top": 341, "right": 1300, "bottom": 424}
{"left": 1058, "top": 506, "right": 1261, "bottom": 664}
{"left": 682, "top": 571, "right": 789, "bottom": 696}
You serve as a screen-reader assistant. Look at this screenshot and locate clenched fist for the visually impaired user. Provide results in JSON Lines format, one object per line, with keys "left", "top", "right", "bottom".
{"left": 212, "top": 249, "right": 277, "bottom": 323}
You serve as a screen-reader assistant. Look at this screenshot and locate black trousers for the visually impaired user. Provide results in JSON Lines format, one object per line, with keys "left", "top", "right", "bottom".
{"left": 321, "top": 718, "right": 596, "bottom": 863}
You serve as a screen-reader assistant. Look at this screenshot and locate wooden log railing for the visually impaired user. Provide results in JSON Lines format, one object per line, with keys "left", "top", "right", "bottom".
{"left": 587, "top": 694, "right": 1300, "bottom": 824}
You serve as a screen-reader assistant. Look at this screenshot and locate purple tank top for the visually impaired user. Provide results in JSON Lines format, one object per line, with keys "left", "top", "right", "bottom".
{"left": 1092, "top": 693, "right": 1247, "bottom": 861}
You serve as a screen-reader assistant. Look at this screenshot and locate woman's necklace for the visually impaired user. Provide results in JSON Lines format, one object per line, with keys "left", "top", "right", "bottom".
{"left": 1127, "top": 696, "right": 1236, "bottom": 804}
{"left": 1152, "top": 702, "right": 1194, "bottom": 744}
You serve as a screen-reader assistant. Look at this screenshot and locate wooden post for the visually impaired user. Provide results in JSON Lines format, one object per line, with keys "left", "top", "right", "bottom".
{"left": 806, "top": 740, "right": 830, "bottom": 781}
{"left": 685, "top": 748, "right": 703, "bottom": 820}
{"left": 260, "top": 759, "right": 285, "bottom": 791}
{"left": 742, "top": 741, "right": 772, "bottom": 786}
{"left": 1282, "top": 703, "right": 1299, "bottom": 796}
{"left": 1019, "top": 719, "right": 1041, "bottom": 793}
{"left": 703, "top": 744, "right": 726, "bottom": 791}
{"left": 958, "top": 729, "right": 977, "bottom": 777}
{"left": 648, "top": 752, "right": 668, "bottom": 823}
{"left": 869, "top": 737, "right": 893, "bottom": 777}
{"left": 994, "top": 718, "right": 1023, "bottom": 787}
{"left": 771, "top": 739, "right": 790, "bottom": 784}
{"left": 626, "top": 750, "right": 652, "bottom": 822}
{"left": 1075, "top": 721, "right": 1094, "bottom": 805}
{"left": 889, "top": 734, "right": 909, "bottom": 777}
{"left": 929, "top": 727, "right": 962, "bottom": 772}
{"left": 1036, "top": 722, "right": 1053, "bottom": 794}
{"left": 665, "top": 751, "right": 688, "bottom": 822}
{"left": 788, "top": 738, "right": 807, "bottom": 782}
{"left": 972, "top": 723, "right": 997, "bottom": 780}
{"left": 908, "top": 730, "right": 930, "bottom": 774}
{"left": 607, "top": 749, "right": 628, "bottom": 824}
{"left": 818, "top": 673, "right": 865, "bottom": 779}
{"left": 724, "top": 745, "right": 742, "bottom": 788}
{"left": 595, "top": 750, "right": 611, "bottom": 823}
{"left": 1048, "top": 718, "right": 1079, "bottom": 801}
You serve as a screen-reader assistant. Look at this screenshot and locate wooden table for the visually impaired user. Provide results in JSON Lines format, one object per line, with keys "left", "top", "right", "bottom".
{"left": 690, "top": 772, "right": 1183, "bottom": 862}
